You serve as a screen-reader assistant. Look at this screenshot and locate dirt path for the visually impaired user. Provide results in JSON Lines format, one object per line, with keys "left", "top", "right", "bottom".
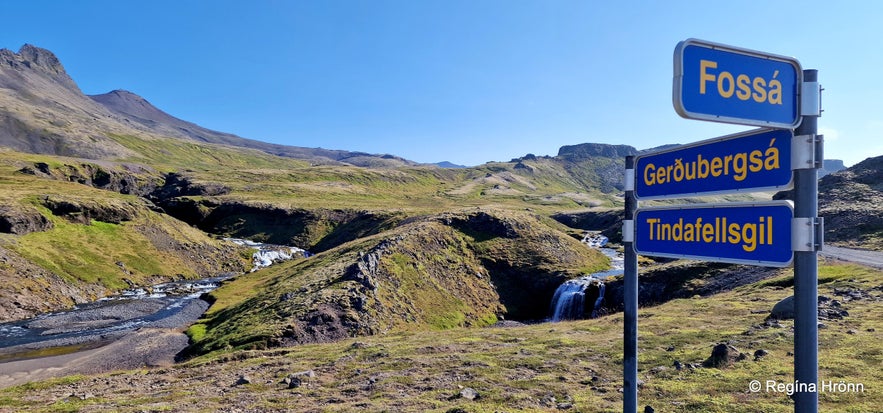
{"left": 821, "top": 245, "right": 883, "bottom": 269}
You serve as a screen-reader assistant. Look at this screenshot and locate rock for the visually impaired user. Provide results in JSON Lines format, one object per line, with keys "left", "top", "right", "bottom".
{"left": 753, "top": 349, "right": 769, "bottom": 361}
{"left": 459, "top": 387, "right": 480, "bottom": 401}
{"left": 703, "top": 343, "right": 743, "bottom": 369}
{"left": 291, "top": 369, "right": 316, "bottom": 379}
{"left": 644, "top": 406, "right": 656, "bottom": 413}
{"left": 770, "top": 295, "right": 849, "bottom": 321}
{"left": 673, "top": 360, "right": 683, "bottom": 371}
{"left": 286, "top": 370, "right": 315, "bottom": 388}
{"left": 868, "top": 328, "right": 876, "bottom": 332}
{"left": 68, "top": 392, "right": 95, "bottom": 400}
{"left": 847, "top": 329, "right": 857, "bottom": 335}
{"left": 235, "top": 375, "right": 251, "bottom": 386}
{"left": 540, "top": 394, "right": 557, "bottom": 407}
{"left": 666, "top": 345, "right": 675, "bottom": 352}
{"left": 557, "top": 402, "right": 574, "bottom": 410}
{"left": 769, "top": 296, "right": 795, "bottom": 320}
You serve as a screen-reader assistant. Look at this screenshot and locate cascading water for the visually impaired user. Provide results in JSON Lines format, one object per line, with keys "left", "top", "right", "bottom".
{"left": 225, "top": 238, "right": 311, "bottom": 272}
{"left": 549, "top": 247, "right": 623, "bottom": 322}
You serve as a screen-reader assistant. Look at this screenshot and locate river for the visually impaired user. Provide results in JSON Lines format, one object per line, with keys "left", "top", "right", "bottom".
{"left": 0, "top": 238, "right": 306, "bottom": 363}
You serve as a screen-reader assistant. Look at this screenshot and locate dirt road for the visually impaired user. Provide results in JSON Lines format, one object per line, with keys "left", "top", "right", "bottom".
{"left": 821, "top": 245, "right": 883, "bottom": 269}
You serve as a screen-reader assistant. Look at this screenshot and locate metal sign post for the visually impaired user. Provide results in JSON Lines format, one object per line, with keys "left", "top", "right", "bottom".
{"left": 623, "top": 156, "right": 638, "bottom": 413}
{"left": 793, "top": 69, "right": 822, "bottom": 413}
{"left": 623, "top": 39, "right": 821, "bottom": 412}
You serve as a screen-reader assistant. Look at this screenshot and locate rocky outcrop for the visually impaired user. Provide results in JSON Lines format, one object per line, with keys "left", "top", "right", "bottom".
{"left": 154, "top": 198, "right": 402, "bottom": 252}
{"left": 150, "top": 172, "right": 230, "bottom": 198}
{"left": 19, "top": 161, "right": 163, "bottom": 197}
{"left": 557, "top": 143, "right": 637, "bottom": 161}
{"left": 0, "top": 205, "right": 53, "bottom": 234}
{"left": 40, "top": 196, "right": 140, "bottom": 225}
{"left": 552, "top": 209, "right": 623, "bottom": 242}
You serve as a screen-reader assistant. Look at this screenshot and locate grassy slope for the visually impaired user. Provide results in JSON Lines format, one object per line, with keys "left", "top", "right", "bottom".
{"left": 185, "top": 209, "right": 610, "bottom": 355}
{"left": 2, "top": 261, "right": 879, "bottom": 412}
{"left": 110, "top": 134, "right": 622, "bottom": 214}
{"left": 0, "top": 149, "right": 249, "bottom": 318}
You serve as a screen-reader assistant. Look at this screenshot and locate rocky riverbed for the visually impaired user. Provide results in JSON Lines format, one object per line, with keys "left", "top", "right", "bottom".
{"left": 0, "top": 291, "right": 212, "bottom": 389}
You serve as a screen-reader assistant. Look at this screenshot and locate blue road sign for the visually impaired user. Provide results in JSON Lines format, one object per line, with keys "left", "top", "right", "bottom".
{"left": 674, "top": 39, "right": 802, "bottom": 128}
{"left": 634, "top": 128, "right": 793, "bottom": 200}
{"left": 634, "top": 202, "right": 794, "bottom": 267}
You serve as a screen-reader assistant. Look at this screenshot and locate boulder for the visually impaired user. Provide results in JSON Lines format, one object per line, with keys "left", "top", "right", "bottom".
{"left": 769, "top": 296, "right": 795, "bottom": 320}
{"left": 703, "top": 343, "right": 743, "bottom": 369}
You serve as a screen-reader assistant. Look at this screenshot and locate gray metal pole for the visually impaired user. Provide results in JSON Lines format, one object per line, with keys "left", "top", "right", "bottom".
{"left": 793, "top": 69, "right": 820, "bottom": 412}
{"left": 623, "top": 155, "right": 638, "bottom": 413}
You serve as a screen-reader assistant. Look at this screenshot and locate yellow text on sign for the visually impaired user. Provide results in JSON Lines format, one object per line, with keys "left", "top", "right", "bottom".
{"left": 699, "top": 60, "right": 783, "bottom": 105}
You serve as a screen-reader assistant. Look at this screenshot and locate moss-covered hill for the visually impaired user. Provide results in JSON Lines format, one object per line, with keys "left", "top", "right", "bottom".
{"left": 184, "top": 209, "right": 609, "bottom": 356}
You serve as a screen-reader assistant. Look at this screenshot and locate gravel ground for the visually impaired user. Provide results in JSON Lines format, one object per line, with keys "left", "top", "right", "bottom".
{"left": 0, "top": 298, "right": 209, "bottom": 389}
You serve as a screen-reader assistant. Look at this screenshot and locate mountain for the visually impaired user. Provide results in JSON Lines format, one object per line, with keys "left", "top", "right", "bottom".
{"left": 0, "top": 44, "right": 411, "bottom": 167}
{"left": 89, "top": 89, "right": 415, "bottom": 167}
{"left": 819, "top": 159, "right": 846, "bottom": 178}
{"left": 433, "top": 161, "right": 468, "bottom": 168}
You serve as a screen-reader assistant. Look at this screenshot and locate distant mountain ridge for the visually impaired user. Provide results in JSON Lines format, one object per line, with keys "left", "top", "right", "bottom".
{"left": 0, "top": 44, "right": 851, "bottom": 173}
{"left": 0, "top": 44, "right": 413, "bottom": 167}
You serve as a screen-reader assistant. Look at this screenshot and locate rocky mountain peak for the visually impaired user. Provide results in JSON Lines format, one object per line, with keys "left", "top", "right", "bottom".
{"left": 557, "top": 142, "right": 638, "bottom": 161}
{"left": 0, "top": 44, "right": 79, "bottom": 92}
{"left": 17, "top": 44, "right": 64, "bottom": 71}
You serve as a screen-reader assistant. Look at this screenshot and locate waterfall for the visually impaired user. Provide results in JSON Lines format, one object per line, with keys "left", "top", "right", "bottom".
{"left": 549, "top": 277, "right": 605, "bottom": 321}
{"left": 549, "top": 247, "right": 623, "bottom": 322}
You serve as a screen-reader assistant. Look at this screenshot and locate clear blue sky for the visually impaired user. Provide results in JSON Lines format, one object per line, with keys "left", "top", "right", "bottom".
{"left": 2, "top": 1, "right": 880, "bottom": 166}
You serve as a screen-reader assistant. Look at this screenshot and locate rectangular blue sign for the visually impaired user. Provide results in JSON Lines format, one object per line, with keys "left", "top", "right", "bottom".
{"left": 634, "top": 128, "right": 793, "bottom": 199}
{"left": 674, "top": 39, "right": 802, "bottom": 129}
{"left": 634, "top": 202, "right": 794, "bottom": 267}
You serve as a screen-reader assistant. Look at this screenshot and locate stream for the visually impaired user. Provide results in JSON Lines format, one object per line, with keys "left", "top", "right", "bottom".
{"left": 0, "top": 239, "right": 307, "bottom": 360}
{"left": 549, "top": 247, "right": 624, "bottom": 322}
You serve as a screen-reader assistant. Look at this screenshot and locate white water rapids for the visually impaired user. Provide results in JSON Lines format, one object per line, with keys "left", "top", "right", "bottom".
{"left": 225, "top": 238, "right": 310, "bottom": 272}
